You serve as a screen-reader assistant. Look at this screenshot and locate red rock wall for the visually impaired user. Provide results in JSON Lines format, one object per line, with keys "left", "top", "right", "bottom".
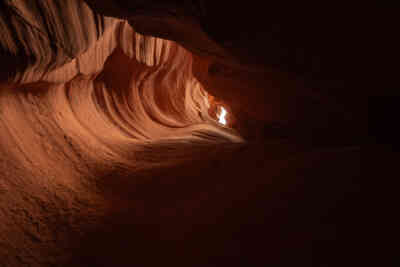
{"left": 1, "top": 2, "right": 242, "bottom": 266}
{"left": 85, "top": 1, "right": 397, "bottom": 144}
{"left": 0, "top": 1, "right": 392, "bottom": 266}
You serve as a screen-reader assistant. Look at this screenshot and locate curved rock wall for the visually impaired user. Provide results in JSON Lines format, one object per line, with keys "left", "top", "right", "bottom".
{"left": 0, "top": 1, "right": 390, "bottom": 267}
{"left": 85, "top": 1, "right": 398, "bottom": 143}
{"left": 0, "top": 1, "right": 243, "bottom": 266}
{"left": 0, "top": 0, "right": 119, "bottom": 83}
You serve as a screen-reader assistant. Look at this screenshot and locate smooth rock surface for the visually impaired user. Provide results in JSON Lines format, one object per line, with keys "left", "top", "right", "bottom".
{"left": 0, "top": 1, "right": 393, "bottom": 266}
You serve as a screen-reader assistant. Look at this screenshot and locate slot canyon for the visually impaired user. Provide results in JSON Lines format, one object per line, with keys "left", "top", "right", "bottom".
{"left": 0, "top": 1, "right": 396, "bottom": 266}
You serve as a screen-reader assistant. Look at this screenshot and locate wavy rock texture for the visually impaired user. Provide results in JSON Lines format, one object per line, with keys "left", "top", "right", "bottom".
{"left": 0, "top": 1, "right": 243, "bottom": 266}
{"left": 0, "top": 1, "right": 393, "bottom": 267}
{"left": 85, "top": 1, "right": 398, "bottom": 142}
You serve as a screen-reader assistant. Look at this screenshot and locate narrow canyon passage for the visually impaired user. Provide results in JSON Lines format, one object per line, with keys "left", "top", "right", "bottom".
{"left": 0, "top": 8, "right": 242, "bottom": 265}
{"left": 0, "top": 1, "right": 394, "bottom": 267}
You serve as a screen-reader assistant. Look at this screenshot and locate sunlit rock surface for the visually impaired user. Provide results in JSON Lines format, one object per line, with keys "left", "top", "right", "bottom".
{"left": 0, "top": 1, "right": 392, "bottom": 267}
{"left": 0, "top": 1, "right": 242, "bottom": 266}
{"left": 85, "top": 1, "right": 397, "bottom": 143}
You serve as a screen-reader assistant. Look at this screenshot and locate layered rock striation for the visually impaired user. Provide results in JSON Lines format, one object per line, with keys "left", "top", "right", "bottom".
{"left": 0, "top": 1, "right": 392, "bottom": 267}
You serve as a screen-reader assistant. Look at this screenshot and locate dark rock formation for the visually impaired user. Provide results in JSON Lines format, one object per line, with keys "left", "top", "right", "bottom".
{"left": 0, "top": 1, "right": 395, "bottom": 266}
{"left": 85, "top": 1, "right": 397, "bottom": 143}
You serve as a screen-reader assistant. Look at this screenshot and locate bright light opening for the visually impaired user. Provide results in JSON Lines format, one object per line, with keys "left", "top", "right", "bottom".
{"left": 217, "top": 106, "right": 227, "bottom": 125}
